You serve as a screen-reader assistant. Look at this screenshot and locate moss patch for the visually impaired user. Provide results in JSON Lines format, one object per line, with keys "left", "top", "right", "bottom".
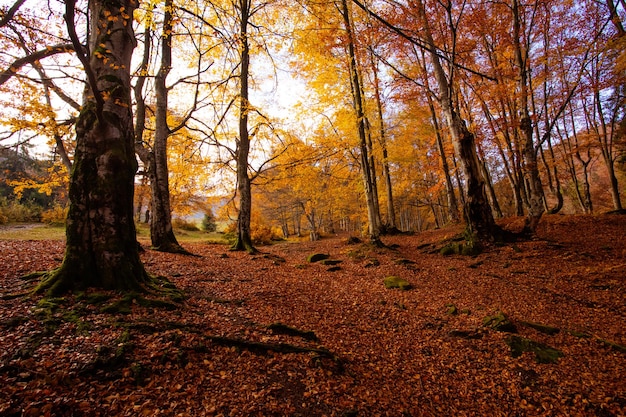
{"left": 446, "top": 303, "right": 458, "bottom": 315}
{"left": 100, "top": 292, "right": 180, "bottom": 315}
{"left": 307, "top": 253, "right": 330, "bottom": 263}
{"left": 505, "top": 335, "right": 564, "bottom": 364}
{"left": 597, "top": 338, "right": 626, "bottom": 353}
{"left": 483, "top": 311, "right": 517, "bottom": 333}
{"left": 383, "top": 276, "right": 412, "bottom": 290}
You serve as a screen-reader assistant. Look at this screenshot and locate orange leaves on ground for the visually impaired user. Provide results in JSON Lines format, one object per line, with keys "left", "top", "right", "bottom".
{"left": 0, "top": 215, "right": 625, "bottom": 415}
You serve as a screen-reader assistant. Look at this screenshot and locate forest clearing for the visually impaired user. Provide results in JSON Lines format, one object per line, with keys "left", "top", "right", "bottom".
{"left": 1, "top": 214, "right": 624, "bottom": 416}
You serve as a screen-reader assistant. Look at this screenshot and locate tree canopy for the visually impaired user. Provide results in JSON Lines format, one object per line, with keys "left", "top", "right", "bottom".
{"left": 0, "top": 0, "right": 624, "bottom": 249}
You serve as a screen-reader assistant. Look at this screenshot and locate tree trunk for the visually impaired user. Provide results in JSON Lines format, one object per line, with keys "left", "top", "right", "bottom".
{"left": 38, "top": 0, "right": 150, "bottom": 295}
{"left": 594, "top": 90, "right": 624, "bottom": 211}
{"left": 340, "top": 0, "right": 382, "bottom": 244}
{"left": 370, "top": 51, "right": 397, "bottom": 229}
{"left": 416, "top": 0, "right": 497, "bottom": 241}
{"left": 149, "top": 0, "right": 186, "bottom": 253}
{"left": 232, "top": 0, "right": 257, "bottom": 253}
{"left": 428, "top": 93, "right": 460, "bottom": 224}
{"left": 512, "top": 0, "right": 545, "bottom": 234}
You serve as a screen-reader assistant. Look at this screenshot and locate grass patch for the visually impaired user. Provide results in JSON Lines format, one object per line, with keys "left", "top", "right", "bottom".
{"left": 0, "top": 224, "right": 65, "bottom": 240}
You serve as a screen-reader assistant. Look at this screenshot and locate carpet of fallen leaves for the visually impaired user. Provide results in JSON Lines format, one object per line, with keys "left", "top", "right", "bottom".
{"left": 0, "top": 214, "right": 625, "bottom": 417}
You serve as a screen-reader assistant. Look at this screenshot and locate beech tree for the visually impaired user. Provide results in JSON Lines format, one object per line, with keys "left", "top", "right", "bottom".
{"left": 412, "top": 0, "right": 498, "bottom": 240}
{"left": 37, "top": 0, "right": 152, "bottom": 294}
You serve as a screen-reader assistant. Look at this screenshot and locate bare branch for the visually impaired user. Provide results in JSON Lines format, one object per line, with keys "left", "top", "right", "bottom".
{"left": 0, "top": 43, "right": 75, "bottom": 87}
{"left": 0, "top": 0, "right": 27, "bottom": 28}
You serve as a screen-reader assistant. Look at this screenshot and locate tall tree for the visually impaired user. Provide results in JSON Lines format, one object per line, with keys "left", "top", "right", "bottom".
{"left": 231, "top": 0, "right": 256, "bottom": 252}
{"left": 148, "top": 0, "right": 188, "bottom": 253}
{"left": 414, "top": 0, "right": 498, "bottom": 241}
{"left": 339, "top": 0, "right": 383, "bottom": 243}
{"left": 38, "top": 0, "right": 151, "bottom": 294}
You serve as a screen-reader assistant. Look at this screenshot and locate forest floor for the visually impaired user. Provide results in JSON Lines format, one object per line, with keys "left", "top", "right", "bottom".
{"left": 0, "top": 214, "right": 625, "bottom": 417}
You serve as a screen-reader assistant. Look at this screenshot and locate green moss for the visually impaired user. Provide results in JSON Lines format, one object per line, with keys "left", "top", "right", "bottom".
{"left": 483, "top": 311, "right": 517, "bottom": 333}
{"left": 100, "top": 291, "right": 180, "bottom": 314}
{"left": 307, "top": 253, "right": 330, "bottom": 263}
{"left": 505, "top": 335, "right": 564, "bottom": 364}
{"left": 77, "top": 292, "right": 113, "bottom": 305}
{"left": 565, "top": 329, "right": 592, "bottom": 338}
{"left": 440, "top": 230, "right": 482, "bottom": 256}
{"left": 383, "top": 276, "right": 412, "bottom": 290}
{"left": 597, "top": 338, "right": 626, "bottom": 353}
{"left": 446, "top": 303, "right": 458, "bottom": 315}
{"left": 101, "top": 294, "right": 135, "bottom": 314}
{"left": 440, "top": 244, "right": 457, "bottom": 256}
{"left": 320, "top": 259, "right": 342, "bottom": 266}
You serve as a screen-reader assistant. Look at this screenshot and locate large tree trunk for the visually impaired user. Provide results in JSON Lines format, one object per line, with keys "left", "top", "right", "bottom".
{"left": 340, "top": 0, "right": 382, "bottom": 244}
{"left": 232, "top": 0, "right": 256, "bottom": 253}
{"left": 416, "top": 0, "right": 497, "bottom": 241}
{"left": 38, "top": 0, "right": 150, "bottom": 295}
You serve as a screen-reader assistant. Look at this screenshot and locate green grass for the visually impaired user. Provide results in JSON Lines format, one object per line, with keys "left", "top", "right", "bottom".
{"left": 0, "top": 222, "right": 229, "bottom": 244}
{"left": 0, "top": 223, "right": 66, "bottom": 240}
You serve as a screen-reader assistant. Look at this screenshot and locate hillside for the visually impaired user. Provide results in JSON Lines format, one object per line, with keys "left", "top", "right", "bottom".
{"left": 1, "top": 214, "right": 625, "bottom": 416}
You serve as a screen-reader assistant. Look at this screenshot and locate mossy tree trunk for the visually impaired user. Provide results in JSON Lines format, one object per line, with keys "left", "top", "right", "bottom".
{"left": 38, "top": 0, "right": 150, "bottom": 295}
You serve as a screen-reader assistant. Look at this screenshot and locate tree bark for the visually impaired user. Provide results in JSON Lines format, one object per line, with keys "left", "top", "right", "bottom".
{"left": 512, "top": 0, "right": 545, "bottom": 234}
{"left": 415, "top": 0, "right": 497, "bottom": 241}
{"left": 38, "top": 0, "right": 150, "bottom": 295}
{"left": 340, "top": 0, "right": 382, "bottom": 244}
{"left": 232, "top": 0, "right": 257, "bottom": 253}
{"left": 369, "top": 50, "right": 397, "bottom": 230}
{"left": 149, "top": 0, "right": 186, "bottom": 253}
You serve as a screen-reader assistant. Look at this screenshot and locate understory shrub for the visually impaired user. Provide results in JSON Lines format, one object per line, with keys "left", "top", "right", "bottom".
{"left": 172, "top": 218, "right": 199, "bottom": 231}
{"left": 0, "top": 198, "right": 42, "bottom": 223}
{"left": 41, "top": 204, "right": 68, "bottom": 225}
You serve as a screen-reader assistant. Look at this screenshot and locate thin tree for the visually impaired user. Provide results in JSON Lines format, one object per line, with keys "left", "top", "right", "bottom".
{"left": 339, "top": 0, "right": 383, "bottom": 244}
{"left": 414, "top": 0, "right": 498, "bottom": 241}
{"left": 231, "top": 0, "right": 256, "bottom": 252}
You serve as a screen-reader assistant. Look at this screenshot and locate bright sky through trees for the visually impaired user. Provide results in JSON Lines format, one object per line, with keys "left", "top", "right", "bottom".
{"left": 1, "top": 0, "right": 624, "bottom": 239}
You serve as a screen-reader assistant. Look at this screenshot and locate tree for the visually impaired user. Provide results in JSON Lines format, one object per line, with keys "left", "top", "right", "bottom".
{"left": 37, "top": 0, "right": 151, "bottom": 294}
{"left": 231, "top": 0, "right": 256, "bottom": 252}
{"left": 339, "top": 0, "right": 383, "bottom": 244}
{"left": 413, "top": 0, "right": 498, "bottom": 241}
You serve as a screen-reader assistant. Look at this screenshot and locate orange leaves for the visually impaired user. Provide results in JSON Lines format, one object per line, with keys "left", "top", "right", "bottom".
{"left": 2, "top": 216, "right": 626, "bottom": 414}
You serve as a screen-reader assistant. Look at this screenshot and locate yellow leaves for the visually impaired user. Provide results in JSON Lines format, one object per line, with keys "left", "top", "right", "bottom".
{"left": 8, "top": 164, "right": 67, "bottom": 200}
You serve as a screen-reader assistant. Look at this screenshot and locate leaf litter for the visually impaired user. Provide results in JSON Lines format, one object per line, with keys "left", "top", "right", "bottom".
{"left": 0, "top": 214, "right": 625, "bottom": 416}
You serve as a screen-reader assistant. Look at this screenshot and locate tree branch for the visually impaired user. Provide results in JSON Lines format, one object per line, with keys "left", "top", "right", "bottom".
{"left": 0, "top": 43, "right": 75, "bottom": 87}
{"left": 350, "top": 0, "right": 496, "bottom": 81}
{"left": 0, "top": 0, "right": 27, "bottom": 28}
{"left": 64, "top": 0, "right": 104, "bottom": 119}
